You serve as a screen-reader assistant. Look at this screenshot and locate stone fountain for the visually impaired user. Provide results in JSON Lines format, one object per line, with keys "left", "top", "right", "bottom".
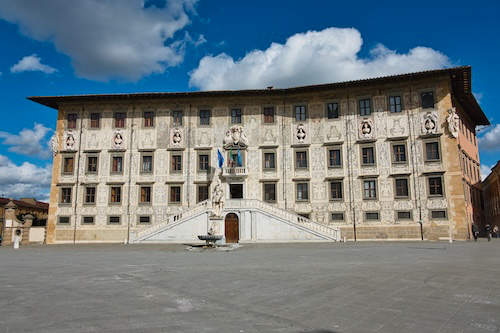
{"left": 198, "top": 169, "right": 224, "bottom": 247}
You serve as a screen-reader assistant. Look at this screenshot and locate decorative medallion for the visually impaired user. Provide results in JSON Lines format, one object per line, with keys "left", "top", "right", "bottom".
{"left": 63, "top": 131, "right": 77, "bottom": 151}
{"left": 223, "top": 125, "right": 248, "bottom": 149}
{"left": 421, "top": 111, "right": 438, "bottom": 135}
{"left": 447, "top": 107, "right": 459, "bottom": 138}
{"left": 296, "top": 123, "right": 306, "bottom": 143}
{"left": 112, "top": 130, "right": 124, "bottom": 149}
{"left": 358, "top": 119, "right": 374, "bottom": 139}
{"left": 171, "top": 127, "right": 183, "bottom": 146}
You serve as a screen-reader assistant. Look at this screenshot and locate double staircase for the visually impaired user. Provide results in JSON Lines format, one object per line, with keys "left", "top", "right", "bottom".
{"left": 131, "top": 199, "right": 341, "bottom": 243}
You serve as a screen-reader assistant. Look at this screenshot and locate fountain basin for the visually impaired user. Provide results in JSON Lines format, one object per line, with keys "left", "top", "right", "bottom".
{"left": 198, "top": 235, "right": 223, "bottom": 247}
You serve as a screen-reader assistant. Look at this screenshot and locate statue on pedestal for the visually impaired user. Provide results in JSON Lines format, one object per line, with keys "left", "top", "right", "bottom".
{"left": 211, "top": 171, "right": 225, "bottom": 218}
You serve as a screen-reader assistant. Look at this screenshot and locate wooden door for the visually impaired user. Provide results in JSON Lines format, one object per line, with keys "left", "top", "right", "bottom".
{"left": 225, "top": 213, "right": 239, "bottom": 243}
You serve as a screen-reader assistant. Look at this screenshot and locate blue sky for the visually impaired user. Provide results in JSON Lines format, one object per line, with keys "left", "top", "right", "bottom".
{"left": 0, "top": 0, "right": 498, "bottom": 200}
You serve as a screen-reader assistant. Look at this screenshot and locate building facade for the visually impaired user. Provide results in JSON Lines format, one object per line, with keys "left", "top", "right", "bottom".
{"left": 0, "top": 198, "right": 49, "bottom": 245}
{"left": 30, "top": 66, "right": 489, "bottom": 244}
{"left": 480, "top": 161, "right": 500, "bottom": 233}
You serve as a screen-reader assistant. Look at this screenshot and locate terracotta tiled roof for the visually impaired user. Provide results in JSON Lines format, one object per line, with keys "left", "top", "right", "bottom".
{"left": 0, "top": 197, "right": 49, "bottom": 211}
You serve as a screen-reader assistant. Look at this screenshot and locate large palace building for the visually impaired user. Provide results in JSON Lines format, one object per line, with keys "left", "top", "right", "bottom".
{"left": 29, "top": 66, "right": 489, "bottom": 244}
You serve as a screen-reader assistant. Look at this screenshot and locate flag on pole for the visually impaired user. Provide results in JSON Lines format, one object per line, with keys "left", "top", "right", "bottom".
{"left": 217, "top": 149, "right": 224, "bottom": 168}
{"left": 237, "top": 149, "right": 242, "bottom": 167}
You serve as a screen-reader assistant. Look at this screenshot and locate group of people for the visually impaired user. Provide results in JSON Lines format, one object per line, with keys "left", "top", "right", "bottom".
{"left": 472, "top": 223, "right": 499, "bottom": 241}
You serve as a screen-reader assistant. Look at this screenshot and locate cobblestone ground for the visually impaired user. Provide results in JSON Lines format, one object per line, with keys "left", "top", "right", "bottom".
{"left": 0, "top": 241, "right": 499, "bottom": 333}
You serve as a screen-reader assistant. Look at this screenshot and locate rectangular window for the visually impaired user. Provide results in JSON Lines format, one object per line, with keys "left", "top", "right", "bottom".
{"left": 295, "top": 151, "right": 308, "bottom": 168}
{"left": 114, "top": 112, "right": 126, "bottom": 128}
{"left": 141, "top": 155, "right": 153, "bottom": 173}
{"left": 425, "top": 142, "right": 440, "bottom": 161}
{"left": 172, "top": 110, "right": 183, "bottom": 127}
{"left": 171, "top": 154, "right": 182, "bottom": 172}
{"left": 169, "top": 186, "right": 181, "bottom": 203}
{"left": 264, "top": 152, "right": 276, "bottom": 169}
{"left": 295, "top": 105, "right": 307, "bottom": 121}
{"left": 90, "top": 113, "right": 100, "bottom": 128}
{"left": 108, "top": 216, "right": 121, "bottom": 225}
{"left": 421, "top": 91, "right": 434, "bottom": 109}
{"left": 394, "top": 178, "right": 409, "bottom": 198}
{"left": 328, "top": 149, "right": 342, "bottom": 167}
{"left": 67, "top": 113, "right": 77, "bottom": 129}
{"left": 63, "top": 156, "right": 74, "bottom": 174}
{"left": 87, "top": 156, "right": 98, "bottom": 173}
{"left": 359, "top": 99, "right": 371, "bottom": 116}
{"left": 139, "top": 216, "right": 151, "bottom": 224}
{"left": 263, "top": 183, "right": 276, "bottom": 202}
{"left": 82, "top": 216, "right": 94, "bottom": 225}
{"left": 199, "top": 109, "right": 211, "bottom": 125}
{"left": 365, "top": 212, "right": 379, "bottom": 220}
{"left": 110, "top": 186, "right": 122, "bottom": 203}
{"left": 197, "top": 185, "right": 209, "bottom": 203}
{"left": 140, "top": 186, "right": 151, "bottom": 203}
{"left": 389, "top": 96, "right": 402, "bottom": 113}
{"left": 361, "top": 147, "right": 375, "bottom": 165}
{"left": 363, "top": 180, "right": 377, "bottom": 199}
{"left": 144, "top": 111, "right": 154, "bottom": 127}
{"left": 431, "top": 210, "right": 447, "bottom": 219}
{"left": 198, "top": 154, "right": 209, "bottom": 171}
{"left": 331, "top": 213, "right": 344, "bottom": 221}
{"left": 111, "top": 156, "right": 123, "bottom": 174}
{"left": 231, "top": 108, "right": 242, "bottom": 124}
{"left": 296, "top": 183, "right": 309, "bottom": 201}
{"left": 428, "top": 176, "right": 443, "bottom": 196}
{"left": 263, "top": 107, "right": 275, "bottom": 123}
{"left": 397, "top": 211, "right": 412, "bottom": 220}
{"left": 61, "top": 187, "right": 72, "bottom": 204}
{"left": 392, "top": 144, "right": 407, "bottom": 163}
{"left": 58, "top": 216, "right": 70, "bottom": 224}
{"left": 85, "top": 186, "right": 96, "bottom": 204}
{"left": 327, "top": 102, "right": 339, "bottom": 119}
{"left": 330, "top": 181, "right": 343, "bottom": 200}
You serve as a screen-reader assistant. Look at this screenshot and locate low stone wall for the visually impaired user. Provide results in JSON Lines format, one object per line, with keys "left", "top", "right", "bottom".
{"left": 340, "top": 223, "right": 454, "bottom": 241}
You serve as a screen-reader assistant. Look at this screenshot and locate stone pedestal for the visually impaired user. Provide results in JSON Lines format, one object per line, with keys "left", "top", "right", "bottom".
{"left": 208, "top": 215, "right": 224, "bottom": 244}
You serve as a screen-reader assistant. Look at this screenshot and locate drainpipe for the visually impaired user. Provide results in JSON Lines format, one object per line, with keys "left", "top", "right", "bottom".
{"left": 345, "top": 92, "right": 356, "bottom": 241}
{"left": 126, "top": 104, "right": 135, "bottom": 244}
{"left": 72, "top": 105, "right": 84, "bottom": 245}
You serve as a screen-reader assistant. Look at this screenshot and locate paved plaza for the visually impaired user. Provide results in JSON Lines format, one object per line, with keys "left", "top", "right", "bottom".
{"left": 1, "top": 241, "right": 499, "bottom": 333}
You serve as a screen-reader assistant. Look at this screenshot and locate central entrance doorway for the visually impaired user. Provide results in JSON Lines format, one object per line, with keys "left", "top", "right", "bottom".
{"left": 225, "top": 213, "right": 239, "bottom": 243}
{"left": 229, "top": 184, "right": 243, "bottom": 199}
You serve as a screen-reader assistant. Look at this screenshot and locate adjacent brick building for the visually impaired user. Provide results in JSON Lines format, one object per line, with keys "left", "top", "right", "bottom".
{"left": 480, "top": 161, "right": 500, "bottom": 232}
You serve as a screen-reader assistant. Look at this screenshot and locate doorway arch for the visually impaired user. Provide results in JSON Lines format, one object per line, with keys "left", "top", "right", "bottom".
{"left": 224, "top": 213, "right": 239, "bottom": 243}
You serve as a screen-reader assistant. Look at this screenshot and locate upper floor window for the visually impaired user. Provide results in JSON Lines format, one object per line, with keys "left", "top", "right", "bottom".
{"left": 85, "top": 186, "right": 96, "bottom": 204}
{"left": 110, "top": 186, "right": 122, "bottom": 203}
{"left": 171, "top": 154, "right": 182, "bottom": 172}
{"left": 295, "top": 105, "right": 307, "bottom": 121}
{"left": 169, "top": 185, "right": 182, "bottom": 203}
{"left": 86, "top": 156, "right": 98, "bottom": 174}
{"left": 60, "top": 187, "right": 72, "bottom": 204}
{"left": 264, "top": 152, "right": 276, "bottom": 169}
{"left": 114, "top": 112, "right": 126, "bottom": 128}
{"left": 144, "top": 111, "right": 154, "bottom": 127}
{"left": 198, "top": 154, "right": 210, "bottom": 171}
{"left": 428, "top": 176, "right": 443, "bottom": 196}
{"left": 263, "top": 183, "right": 276, "bottom": 202}
{"left": 111, "top": 156, "right": 123, "bottom": 174}
{"left": 200, "top": 109, "right": 211, "bottom": 125}
{"left": 263, "top": 107, "right": 275, "bottom": 123}
{"left": 328, "top": 149, "right": 342, "bottom": 168}
{"left": 389, "top": 96, "right": 402, "bottom": 113}
{"left": 173, "top": 110, "right": 183, "bottom": 127}
{"left": 227, "top": 150, "right": 244, "bottom": 167}
{"left": 63, "top": 156, "right": 74, "bottom": 174}
{"left": 363, "top": 179, "right": 377, "bottom": 199}
{"left": 90, "top": 113, "right": 100, "bottom": 129}
{"left": 141, "top": 154, "right": 153, "bottom": 173}
{"left": 394, "top": 178, "right": 409, "bottom": 198}
{"left": 295, "top": 151, "right": 308, "bottom": 169}
{"left": 421, "top": 92, "right": 434, "bottom": 109}
{"left": 197, "top": 184, "right": 209, "bottom": 203}
{"left": 330, "top": 181, "right": 343, "bottom": 200}
{"left": 67, "top": 113, "right": 77, "bottom": 129}
{"left": 359, "top": 99, "right": 371, "bottom": 116}
{"left": 361, "top": 146, "right": 375, "bottom": 166}
{"left": 425, "top": 141, "right": 440, "bottom": 161}
{"left": 327, "top": 102, "right": 339, "bottom": 119}
{"left": 296, "top": 182, "right": 309, "bottom": 201}
{"left": 392, "top": 144, "right": 407, "bottom": 163}
{"left": 140, "top": 186, "right": 152, "bottom": 204}
{"left": 231, "top": 108, "right": 242, "bottom": 124}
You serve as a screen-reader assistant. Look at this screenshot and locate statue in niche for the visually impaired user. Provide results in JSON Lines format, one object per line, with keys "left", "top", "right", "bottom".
{"left": 112, "top": 131, "right": 124, "bottom": 149}
{"left": 358, "top": 119, "right": 374, "bottom": 139}
{"left": 421, "top": 112, "right": 438, "bottom": 135}
{"left": 223, "top": 125, "right": 248, "bottom": 148}
{"left": 447, "top": 107, "right": 460, "bottom": 138}
{"left": 296, "top": 124, "right": 306, "bottom": 143}
{"left": 64, "top": 131, "right": 76, "bottom": 150}
{"left": 50, "top": 134, "right": 59, "bottom": 156}
{"left": 211, "top": 173, "right": 225, "bottom": 217}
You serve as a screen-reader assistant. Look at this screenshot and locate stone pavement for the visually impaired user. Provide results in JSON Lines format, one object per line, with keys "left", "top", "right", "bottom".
{"left": 0, "top": 241, "right": 499, "bottom": 333}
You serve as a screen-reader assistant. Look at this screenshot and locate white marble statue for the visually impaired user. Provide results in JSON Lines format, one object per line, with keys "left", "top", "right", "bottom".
{"left": 112, "top": 131, "right": 124, "bottom": 149}
{"left": 447, "top": 107, "right": 460, "bottom": 138}
{"left": 296, "top": 124, "right": 306, "bottom": 142}
{"left": 211, "top": 174, "right": 225, "bottom": 217}
{"left": 64, "top": 131, "right": 76, "bottom": 150}
{"left": 172, "top": 128, "right": 182, "bottom": 145}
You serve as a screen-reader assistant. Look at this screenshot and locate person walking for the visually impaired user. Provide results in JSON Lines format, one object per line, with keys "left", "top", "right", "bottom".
{"left": 485, "top": 224, "right": 492, "bottom": 242}
{"left": 493, "top": 225, "right": 499, "bottom": 238}
{"left": 472, "top": 223, "right": 479, "bottom": 241}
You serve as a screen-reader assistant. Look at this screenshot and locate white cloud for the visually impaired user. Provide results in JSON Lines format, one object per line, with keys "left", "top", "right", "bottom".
{"left": 189, "top": 27, "right": 451, "bottom": 90}
{"left": 10, "top": 54, "right": 57, "bottom": 74}
{"left": 0, "top": 123, "right": 52, "bottom": 159}
{"left": 473, "top": 92, "right": 483, "bottom": 104}
{"left": 478, "top": 124, "right": 500, "bottom": 151}
{"left": 0, "top": 0, "right": 197, "bottom": 81}
{"left": 480, "top": 164, "right": 492, "bottom": 181}
{"left": 0, "top": 154, "right": 51, "bottom": 201}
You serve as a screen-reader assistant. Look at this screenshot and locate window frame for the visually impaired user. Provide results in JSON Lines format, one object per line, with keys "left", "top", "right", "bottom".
{"left": 263, "top": 106, "right": 275, "bottom": 124}
{"left": 199, "top": 109, "right": 211, "bottom": 126}
{"left": 326, "top": 102, "right": 340, "bottom": 119}
{"left": 424, "top": 140, "right": 441, "bottom": 162}
{"left": 359, "top": 98, "right": 372, "bottom": 116}
{"left": 169, "top": 185, "right": 182, "bottom": 204}
{"left": 110, "top": 154, "right": 124, "bottom": 175}
{"left": 172, "top": 110, "right": 183, "bottom": 127}
{"left": 89, "top": 112, "right": 101, "bottom": 129}
{"left": 170, "top": 153, "right": 183, "bottom": 173}
{"left": 140, "top": 152, "right": 154, "bottom": 174}
{"left": 360, "top": 144, "right": 376, "bottom": 166}
{"left": 263, "top": 182, "right": 277, "bottom": 203}
{"left": 391, "top": 142, "right": 408, "bottom": 164}
{"left": 82, "top": 216, "right": 95, "bottom": 225}
{"left": 427, "top": 175, "right": 445, "bottom": 197}
{"left": 388, "top": 95, "right": 403, "bottom": 113}
{"left": 60, "top": 187, "right": 73, "bottom": 205}
{"left": 86, "top": 154, "right": 99, "bottom": 174}
{"left": 62, "top": 155, "right": 75, "bottom": 175}
{"left": 231, "top": 108, "right": 242, "bottom": 124}
{"left": 421, "top": 91, "right": 435, "bottom": 109}
{"left": 108, "top": 216, "right": 121, "bottom": 225}
{"left": 294, "top": 149, "right": 309, "bottom": 169}
{"left": 113, "top": 112, "right": 126, "bottom": 129}
{"left": 263, "top": 150, "right": 276, "bottom": 170}
{"left": 143, "top": 111, "right": 155, "bottom": 128}
{"left": 365, "top": 211, "right": 380, "bottom": 221}
{"left": 327, "top": 147, "right": 342, "bottom": 168}
{"left": 394, "top": 177, "right": 410, "bottom": 199}
{"left": 67, "top": 113, "right": 77, "bottom": 129}
{"left": 362, "top": 179, "right": 378, "bottom": 200}
{"left": 331, "top": 212, "right": 345, "bottom": 222}
{"left": 396, "top": 210, "right": 412, "bottom": 221}
{"left": 109, "top": 185, "right": 123, "bottom": 205}
{"left": 295, "top": 182, "right": 310, "bottom": 202}
{"left": 138, "top": 215, "right": 152, "bottom": 224}
{"left": 197, "top": 152, "right": 210, "bottom": 172}
{"left": 329, "top": 180, "right": 343, "bottom": 201}
{"left": 294, "top": 105, "right": 307, "bottom": 122}
{"left": 84, "top": 186, "right": 96, "bottom": 205}
{"left": 139, "top": 186, "right": 152, "bottom": 205}
{"left": 430, "top": 209, "right": 448, "bottom": 220}
{"left": 197, "top": 184, "right": 209, "bottom": 203}
{"left": 58, "top": 216, "right": 70, "bottom": 225}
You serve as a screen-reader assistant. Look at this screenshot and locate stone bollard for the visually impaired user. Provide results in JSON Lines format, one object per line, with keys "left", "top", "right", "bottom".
{"left": 22, "top": 214, "right": 34, "bottom": 246}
